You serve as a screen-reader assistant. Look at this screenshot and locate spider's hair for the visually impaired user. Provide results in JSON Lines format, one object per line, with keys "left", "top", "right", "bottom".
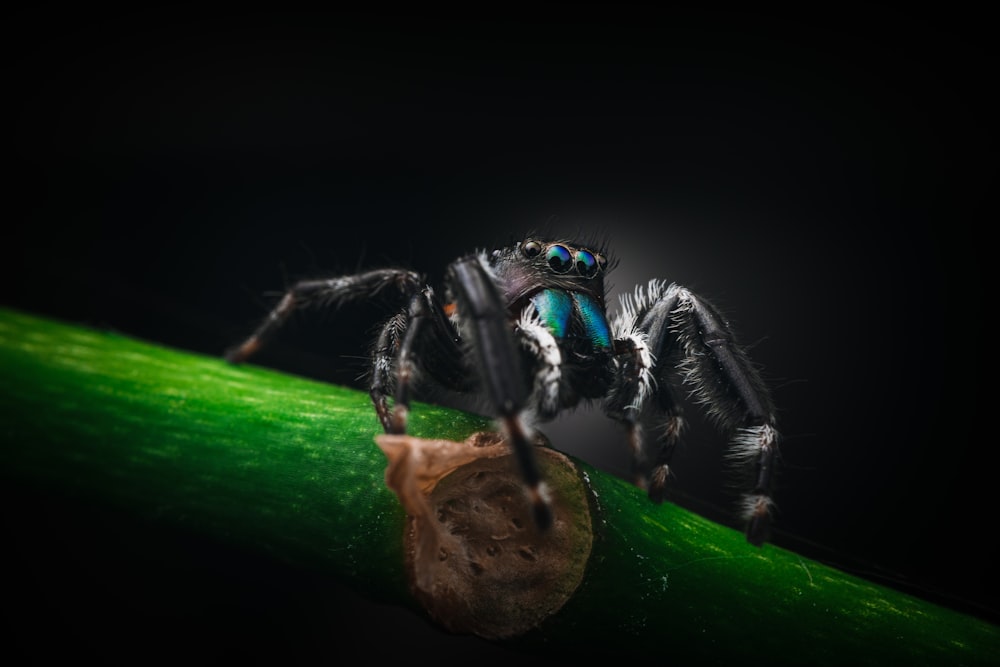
{"left": 607, "top": 279, "right": 670, "bottom": 417}
{"left": 739, "top": 493, "right": 776, "bottom": 526}
{"left": 727, "top": 424, "right": 780, "bottom": 467}
{"left": 612, "top": 278, "right": 673, "bottom": 335}
{"left": 614, "top": 279, "right": 778, "bottom": 517}
{"left": 671, "top": 288, "right": 775, "bottom": 432}
{"left": 515, "top": 305, "right": 563, "bottom": 419}
{"left": 612, "top": 278, "right": 775, "bottom": 429}
{"left": 727, "top": 423, "right": 780, "bottom": 496}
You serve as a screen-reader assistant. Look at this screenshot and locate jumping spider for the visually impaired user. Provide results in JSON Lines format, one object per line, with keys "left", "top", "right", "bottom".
{"left": 226, "top": 236, "right": 779, "bottom": 545}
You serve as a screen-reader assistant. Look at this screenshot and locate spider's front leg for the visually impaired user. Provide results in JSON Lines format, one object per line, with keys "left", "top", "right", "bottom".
{"left": 369, "top": 286, "right": 464, "bottom": 434}
{"left": 445, "top": 255, "right": 553, "bottom": 529}
{"left": 225, "top": 269, "right": 423, "bottom": 363}
{"left": 606, "top": 284, "right": 683, "bottom": 497}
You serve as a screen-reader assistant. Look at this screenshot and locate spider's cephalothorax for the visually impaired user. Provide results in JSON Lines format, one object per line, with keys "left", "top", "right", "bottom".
{"left": 226, "top": 236, "right": 780, "bottom": 545}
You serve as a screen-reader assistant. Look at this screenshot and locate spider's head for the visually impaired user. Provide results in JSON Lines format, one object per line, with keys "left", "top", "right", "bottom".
{"left": 487, "top": 237, "right": 613, "bottom": 307}
{"left": 510, "top": 239, "right": 610, "bottom": 279}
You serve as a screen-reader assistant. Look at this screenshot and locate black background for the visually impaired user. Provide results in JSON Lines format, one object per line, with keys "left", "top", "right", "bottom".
{"left": 4, "top": 8, "right": 990, "bottom": 664}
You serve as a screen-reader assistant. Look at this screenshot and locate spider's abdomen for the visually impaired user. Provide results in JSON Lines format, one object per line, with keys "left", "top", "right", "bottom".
{"left": 530, "top": 289, "right": 612, "bottom": 350}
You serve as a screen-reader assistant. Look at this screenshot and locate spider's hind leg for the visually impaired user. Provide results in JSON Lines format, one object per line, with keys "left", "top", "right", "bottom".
{"left": 673, "top": 286, "right": 779, "bottom": 545}
{"left": 610, "top": 281, "right": 779, "bottom": 545}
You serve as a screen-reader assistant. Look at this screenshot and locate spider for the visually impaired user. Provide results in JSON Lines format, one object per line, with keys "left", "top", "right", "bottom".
{"left": 226, "top": 236, "right": 779, "bottom": 545}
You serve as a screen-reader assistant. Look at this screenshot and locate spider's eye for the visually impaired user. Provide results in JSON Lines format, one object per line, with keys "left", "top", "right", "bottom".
{"left": 595, "top": 253, "right": 608, "bottom": 272}
{"left": 575, "top": 250, "right": 598, "bottom": 277}
{"left": 546, "top": 244, "right": 572, "bottom": 273}
{"left": 522, "top": 241, "right": 542, "bottom": 258}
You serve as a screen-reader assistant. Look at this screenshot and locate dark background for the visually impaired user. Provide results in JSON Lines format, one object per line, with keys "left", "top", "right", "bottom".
{"left": 4, "top": 8, "right": 990, "bottom": 664}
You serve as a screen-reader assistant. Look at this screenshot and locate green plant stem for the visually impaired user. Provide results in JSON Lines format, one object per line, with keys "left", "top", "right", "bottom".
{"left": 1, "top": 307, "right": 997, "bottom": 665}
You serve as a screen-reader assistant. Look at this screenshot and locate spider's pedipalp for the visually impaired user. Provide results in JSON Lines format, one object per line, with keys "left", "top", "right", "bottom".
{"left": 515, "top": 305, "right": 563, "bottom": 419}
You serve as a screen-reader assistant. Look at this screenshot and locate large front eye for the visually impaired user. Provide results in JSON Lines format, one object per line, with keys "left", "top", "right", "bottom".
{"left": 522, "top": 240, "right": 542, "bottom": 258}
{"left": 546, "top": 244, "right": 572, "bottom": 272}
{"left": 575, "top": 250, "right": 598, "bottom": 277}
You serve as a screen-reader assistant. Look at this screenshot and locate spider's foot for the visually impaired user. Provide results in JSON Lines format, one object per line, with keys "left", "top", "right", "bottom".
{"left": 746, "top": 515, "right": 770, "bottom": 546}
{"left": 224, "top": 337, "right": 260, "bottom": 364}
{"left": 370, "top": 393, "right": 392, "bottom": 432}
{"left": 388, "top": 405, "right": 409, "bottom": 435}
{"left": 528, "top": 482, "right": 554, "bottom": 530}
{"left": 743, "top": 493, "right": 773, "bottom": 546}
{"left": 647, "top": 464, "right": 670, "bottom": 504}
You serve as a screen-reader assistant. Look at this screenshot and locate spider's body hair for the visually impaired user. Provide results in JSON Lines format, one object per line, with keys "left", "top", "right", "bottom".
{"left": 515, "top": 306, "right": 563, "bottom": 419}
{"left": 729, "top": 424, "right": 779, "bottom": 519}
{"left": 613, "top": 278, "right": 673, "bottom": 334}
{"left": 608, "top": 277, "right": 779, "bottom": 539}
{"left": 608, "top": 312, "right": 657, "bottom": 414}
{"left": 740, "top": 493, "right": 776, "bottom": 526}
{"left": 728, "top": 424, "right": 780, "bottom": 467}
{"left": 670, "top": 288, "right": 775, "bottom": 430}
{"left": 307, "top": 271, "right": 423, "bottom": 309}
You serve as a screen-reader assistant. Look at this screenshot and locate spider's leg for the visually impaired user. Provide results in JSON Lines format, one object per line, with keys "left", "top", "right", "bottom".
{"left": 371, "top": 286, "right": 469, "bottom": 433}
{"left": 384, "top": 293, "right": 427, "bottom": 434}
{"left": 604, "top": 335, "right": 655, "bottom": 487}
{"left": 225, "top": 269, "right": 423, "bottom": 363}
{"left": 611, "top": 281, "right": 778, "bottom": 544}
{"left": 671, "top": 285, "right": 779, "bottom": 546}
{"left": 374, "top": 287, "right": 464, "bottom": 434}
{"left": 645, "top": 383, "right": 686, "bottom": 504}
{"left": 370, "top": 310, "right": 408, "bottom": 432}
{"left": 446, "top": 255, "right": 552, "bottom": 529}
{"left": 606, "top": 287, "right": 679, "bottom": 491}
